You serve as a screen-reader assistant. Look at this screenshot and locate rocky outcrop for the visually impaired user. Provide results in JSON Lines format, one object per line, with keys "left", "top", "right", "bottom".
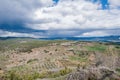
{"left": 66, "top": 67, "right": 120, "bottom": 80}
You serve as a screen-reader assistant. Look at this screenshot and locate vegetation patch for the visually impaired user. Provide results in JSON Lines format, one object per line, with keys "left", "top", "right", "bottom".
{"left": 27, "top": 59, "right": 38, "bottom": 64}
{"left": 4, "top": 71, "right": 40, "bottom": 80}
{"left": 3, "top": 67, "right": 72, "bottom": 80}
{"left": 116, "top": 68, "right": 120, "bottom": 73}
{"left": 115, "top": 45, "right": 120, "bottom": 49}
{"left": 0, "top": 39, "right": 68, "bottom": 53}
{"left": 36, "top": 67, "right": 72, "bottom": 78}
{"left": 44, "top": 50, "right": 49, "bottom": 53}
{"left": 85, "top": 45, "right": 106, "bottom": 52}
{"left": 69, "top": 56, "right": 88, "bottom": 62}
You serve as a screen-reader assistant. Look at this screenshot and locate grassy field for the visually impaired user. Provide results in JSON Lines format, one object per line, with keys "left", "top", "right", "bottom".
{"left": 85, "top": 44, "right": 107, "bottom": 52}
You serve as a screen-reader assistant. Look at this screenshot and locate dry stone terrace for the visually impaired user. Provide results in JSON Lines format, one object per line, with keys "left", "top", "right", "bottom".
{"left": 6, "top": 43, "right": 75, "bottom": 70}
{"left": 0, "top": 39, "right": 120, "bottom": 80}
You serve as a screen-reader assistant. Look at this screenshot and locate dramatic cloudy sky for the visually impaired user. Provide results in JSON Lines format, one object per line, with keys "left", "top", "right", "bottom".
{"left": 0, "top": 0, "right": 120, "bottom": 38}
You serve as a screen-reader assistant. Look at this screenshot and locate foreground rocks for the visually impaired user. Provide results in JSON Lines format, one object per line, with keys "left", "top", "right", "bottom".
{"left": 66, "top": 67, "right": 120, "bottom": 80}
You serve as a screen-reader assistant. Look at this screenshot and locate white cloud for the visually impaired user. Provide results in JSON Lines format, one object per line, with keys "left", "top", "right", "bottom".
{"left": 80, "top": 31, "right": 110, "bottom": 37}
{"left": 109, "top": 0, "right": 120, "bottom": 8}
{"left": 26, "top": 0, "right": 120, "bottom": 31}
{"left": 75, "top": 29, "right": 120, "bottom": 37}
{"left": 0, "top": 30, "right": 43, "bottom": 38}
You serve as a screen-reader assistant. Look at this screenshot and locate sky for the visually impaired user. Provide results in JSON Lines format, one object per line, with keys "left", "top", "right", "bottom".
{"left": 0, "top": 0, "right": 120, "bottom": 38}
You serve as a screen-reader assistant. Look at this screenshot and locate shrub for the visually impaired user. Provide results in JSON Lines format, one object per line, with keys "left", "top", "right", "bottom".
{"left": 59, "top": 67, "right": 72, "bottom": 76}
{"left": 27, "top": 59, "right": 38, "bottom": 64}
{"left": 5, "top": 71, "right": 22, "bottom": 80}
{"left": 44, "top": 50, "right": 49, "bottom": 53}
{"left": 116, "top": 68, "right": 120, "bottom": 73}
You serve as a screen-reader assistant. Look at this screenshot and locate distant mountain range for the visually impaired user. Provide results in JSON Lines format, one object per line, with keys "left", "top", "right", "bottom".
{"left": 0, "top": 36, "right": 120, "bottom": 43}
{"left": 0, "top": 37, "right": 34, "bottom": 40}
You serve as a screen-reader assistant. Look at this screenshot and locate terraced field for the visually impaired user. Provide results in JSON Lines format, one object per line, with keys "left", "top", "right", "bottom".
{"left": 0, "top": 39, "right": 120, "bottom": 80}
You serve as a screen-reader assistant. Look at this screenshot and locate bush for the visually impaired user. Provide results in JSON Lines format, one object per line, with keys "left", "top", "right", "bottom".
{"left": 59, "top": 67, "right": 72, "bottom": 76}
{"left": 27, "top": 59, "right": 38, "bottom": 64}
{"left": 116, "top": 68, "right": 120, "bottom": 73}
{"left": 4, "top": 71, "right": 40, "bottom": 80}
{"left": 5, "top": 71, "right": 22, "bottom": 80}
{"left": 44, "top": 50, "right": 49, "bottom": 53}
{"left": 39, "top": 68, "right": 72, "bottom": 78}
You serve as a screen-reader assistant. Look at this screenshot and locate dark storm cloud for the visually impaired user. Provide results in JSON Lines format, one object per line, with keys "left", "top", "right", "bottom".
{"left": 0, "top": 0, "right": 53, "bottom": 32}
{"left": 0, "top": 0, "right": 53, "bottom": 24}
